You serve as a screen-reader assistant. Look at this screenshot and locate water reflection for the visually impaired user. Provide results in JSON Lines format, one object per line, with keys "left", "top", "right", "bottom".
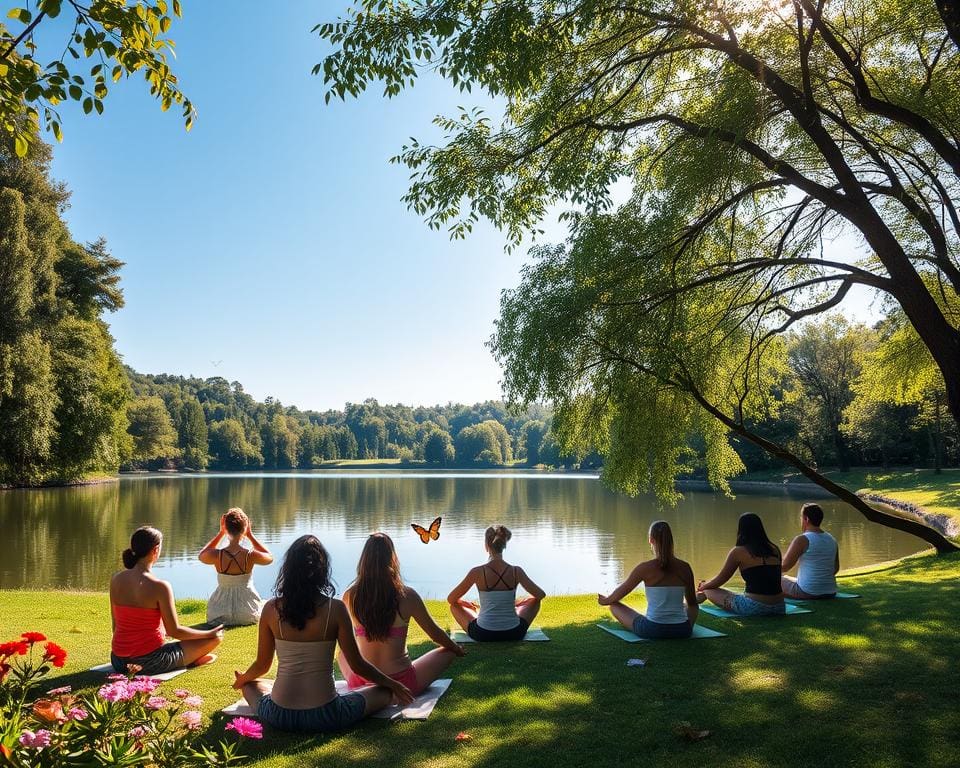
{"left": 1, "top": 473, "right": 924, "bottom": 599}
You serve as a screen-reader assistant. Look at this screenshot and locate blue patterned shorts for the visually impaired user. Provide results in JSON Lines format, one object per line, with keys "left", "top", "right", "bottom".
{"left": 731, "top": 594, "right": 786, "bottom": 616}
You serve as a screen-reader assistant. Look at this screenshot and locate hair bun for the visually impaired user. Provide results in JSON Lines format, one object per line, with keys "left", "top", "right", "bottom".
{"left": 122, "top": 548, "right": 138, "bottom": 569}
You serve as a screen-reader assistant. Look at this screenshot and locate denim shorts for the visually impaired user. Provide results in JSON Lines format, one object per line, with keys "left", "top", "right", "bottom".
{"left": 257, "top": 693, "right": 366, "bottom": 733}
{"left": 111, "top": 642, "right": 184, "bottom": 675}
{"left": 731, "top": 594, "right": 786, "bottom": 616}
{"left": 466, "top": 618, "right": 530, "bottom": 642}
{"left": 632, "top": 616, "right": 693, "bottom": 639}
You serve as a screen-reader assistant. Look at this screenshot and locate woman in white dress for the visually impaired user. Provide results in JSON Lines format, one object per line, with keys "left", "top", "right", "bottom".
{"left": 198, "top": 508, "right": 273, "bottom": 626}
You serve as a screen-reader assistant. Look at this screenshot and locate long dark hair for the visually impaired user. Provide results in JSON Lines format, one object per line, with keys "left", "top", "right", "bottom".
{"left": 274, "top": 535, "right": 335, "bottom": 631}
{"left": 648, "top": 520, "right": 675, "bottom": 569}
{"left": 351, "top": 533, "right": 406, "bottom": 642}
{"left": 736, "top": 513, "right": 780, "bottom": 560}
{"left": 122, "top": 527, "right": 162, "bottom": 569}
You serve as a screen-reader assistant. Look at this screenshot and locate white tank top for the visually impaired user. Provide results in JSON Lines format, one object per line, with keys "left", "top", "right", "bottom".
{"left": 644, "top": 585, "right": 688, "bottom": 624}
{"left": 797, "top": 531, "right": 838, "bottom": 596}
{"left": 477, "top": 589, "right": 521, "bottom": 631}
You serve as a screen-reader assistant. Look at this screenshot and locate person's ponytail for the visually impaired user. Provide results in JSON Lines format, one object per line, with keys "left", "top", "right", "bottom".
{"left": 122, "top": 526, "right": 163, "bottom": 569}
{"left": 648, "top": 520, "right": 674, "bottom": 570}
{"left": 485, "top": 524, "right": 512, "bottom": 554}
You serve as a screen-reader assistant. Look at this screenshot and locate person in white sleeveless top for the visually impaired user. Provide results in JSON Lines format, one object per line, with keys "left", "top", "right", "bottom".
{"left": 232, "top": 535, "right": 413, "bottom": 733}
{"left": 599, "top": 520, "right": 698, "bottom": 639}
{"left": 198, "top": 508, "right": 273, "bottom": 626}
{"left": 781, "top": 503, "right": 840, "bottom": 599}
{"left": 447, "top": 525, "right": 546, "bottom": 641}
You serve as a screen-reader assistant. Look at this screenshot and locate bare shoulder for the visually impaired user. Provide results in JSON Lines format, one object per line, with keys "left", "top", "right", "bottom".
{"left": 675, "top": 558, "right": 696, "bottom": 580}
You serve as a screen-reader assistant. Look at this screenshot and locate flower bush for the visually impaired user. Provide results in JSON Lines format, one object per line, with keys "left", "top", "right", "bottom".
{"left": 0, "top": 633, "right": 261, "bottom": 767}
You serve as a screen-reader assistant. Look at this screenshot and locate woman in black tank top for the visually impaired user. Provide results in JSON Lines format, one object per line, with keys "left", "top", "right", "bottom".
{"left": 696, "top": 514, "right": 786, "bottom": 616}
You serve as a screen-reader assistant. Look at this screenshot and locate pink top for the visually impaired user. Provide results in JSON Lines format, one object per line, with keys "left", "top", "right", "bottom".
{"left": 111, "top": 604, "right": 165, "bottom": 658}
{"left": 354, "top": 623, "right": 407, "bottom": 640}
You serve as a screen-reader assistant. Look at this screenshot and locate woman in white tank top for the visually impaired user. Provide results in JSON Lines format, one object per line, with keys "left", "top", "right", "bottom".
{"left": 598, "top": 521, "right": 699, "bottom": 639}
{"left": 447, "top": 525, "right": 547, "bottom": 641}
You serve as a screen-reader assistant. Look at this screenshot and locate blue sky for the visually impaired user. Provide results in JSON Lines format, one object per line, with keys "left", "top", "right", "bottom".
{"left": 42, "top": 1, "right": 540, "bottom": 411}
{"left": 39, "top": 1, "right": 879, "bottom": 412}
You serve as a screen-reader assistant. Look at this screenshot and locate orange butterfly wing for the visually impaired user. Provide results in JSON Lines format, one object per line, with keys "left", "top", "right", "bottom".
{"left": 411, "top": 523, "right": 430, "bottom": 544}
{"left": 428, "top": 516, "right": 442, "bottom": 540}
{"left": 411, "top": 517, "right": 442, "bottom": 543}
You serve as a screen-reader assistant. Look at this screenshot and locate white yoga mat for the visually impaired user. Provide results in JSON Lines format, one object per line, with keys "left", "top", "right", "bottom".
{"left": 451, "top": 627, "right": 550, "bottom": 643}
{"left": 223, "top": 679, "right": 453, "bottom": 721}
{"left": 89, "top": 663, "right": 187, "bottom": 681}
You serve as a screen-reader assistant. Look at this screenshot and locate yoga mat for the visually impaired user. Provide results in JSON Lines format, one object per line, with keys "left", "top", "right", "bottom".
{"left": 596, "top": 623, "right": 726, "bottom": 642}
{"left": 699, "top": 602, "right": 811, "bottom": 619}
{"left": 222, "top": 679, "right": 453, "bottom": 721}
{"left": 785, "top": 592, "right": 860, "bottom": 604}
{"left": 89, "top": 663, "right": 187, "bottom": 681}
{"left": 451, "top": 627, "right": 550, "bottom": 643}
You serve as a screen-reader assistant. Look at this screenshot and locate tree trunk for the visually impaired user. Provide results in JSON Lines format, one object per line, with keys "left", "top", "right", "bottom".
{"left": 936, "top": 0, "right": 960, "bottom": 52}
{"left": 686, "top": 386, "right": 959, "bottom": 553}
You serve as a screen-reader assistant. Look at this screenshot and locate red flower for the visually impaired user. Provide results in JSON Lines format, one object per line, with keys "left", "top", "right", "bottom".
{"left": 0, "top": 640, "right": 30, "bottom": 657}
{"left": 0, "top": 662, "right": 10, "bottom": 681}
{"left": 21, "top": 632, "right": 47, "bottom": 644}
{"left": 42, "top": 642, "right": 67, "bottom": 668}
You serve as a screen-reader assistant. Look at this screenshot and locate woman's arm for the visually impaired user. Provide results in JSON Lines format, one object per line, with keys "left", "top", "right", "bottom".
{"left": 233, "top": 602, "right": 277, "bottom": 688}
{"left": 697, "top": 549, "right": 741, "bottom": 591}
{"left": 156, "top": 582, "right": 223, "bottom": 641}
{"left": 516, "top": 567, "right": 546, "bottom": 601}
{"left": 598, "top": 563, "right": 645, "bottom": 605}
{"left": 335, "top": 601, "right": 414, "bottom": 704}
{"left": 447, "top": 569, "right": 478, "bottom": 605}
{"left": 407, "top": 590, "right": 465, "bottom": 656}
{"left": 244, "top": 522, "right": 274, "bottom": 566}
{"left": 197, "top": 515, "right": 227, "bottom": 565}
{"left": 682, "top": 563, "right": 700, "bottom": 625}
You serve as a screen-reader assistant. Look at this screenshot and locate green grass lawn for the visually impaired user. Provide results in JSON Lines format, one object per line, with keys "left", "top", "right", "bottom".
{"left": 4, "top": 553, "right": 960, "bottom": 768}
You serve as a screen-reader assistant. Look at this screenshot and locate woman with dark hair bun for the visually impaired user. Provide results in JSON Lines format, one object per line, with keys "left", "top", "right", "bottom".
{"left": 447, "top": 524, "right": 546, "bottom": 641}
{"left": 110, "top": 526, "right": 223, "bottom": 675}
{"left": 697, "top": 513, "right": 786, "bottom": 616}
{"left": 340, "top": 533, "right": 464, "bottom": 695}
{"left": 233, "top": 535, "right": 414, "bottom": 733}
{"left": 198, "top": 508, "right": 273, "bottom": 626}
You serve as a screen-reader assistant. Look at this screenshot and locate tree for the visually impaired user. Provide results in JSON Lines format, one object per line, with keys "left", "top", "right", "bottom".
{"left": 423, "top": 428, "right": 454, "bottom": 465}
{"left": 455, "top": 422, "right": 502, "bottom": 465}
{"left": 480, "top": 419, "right": 512, "bottom": 463}
{"left": 126, "top": 396, "right": 178, "bottom": 465}
{"left": 208, "top": 418, "right": 259, "bottom": 469}
{"left": 0, "top": 0, "right": 194, "bottom": 156}
{"left": 178, "top": 397, "right": 208, "bottom": 470}
{"left": 520, "top": 419, "right": 548, "bottom": 465}
{"left": 320, "top": 0, "right": 960, "bottom": 551}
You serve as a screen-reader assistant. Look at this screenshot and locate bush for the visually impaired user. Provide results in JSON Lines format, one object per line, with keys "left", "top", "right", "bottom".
{"left": 0, "top": 633, "right": 259, "bottom": 767}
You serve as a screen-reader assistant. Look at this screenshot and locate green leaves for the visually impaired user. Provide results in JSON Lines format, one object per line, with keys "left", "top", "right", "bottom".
{"left": 6, "top": 7, "right": 30, "bottom": 22}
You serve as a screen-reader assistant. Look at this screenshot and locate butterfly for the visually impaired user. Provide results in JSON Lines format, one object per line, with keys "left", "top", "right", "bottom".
{"left": 411, "top": 516, "right": 442, "bottom": 544}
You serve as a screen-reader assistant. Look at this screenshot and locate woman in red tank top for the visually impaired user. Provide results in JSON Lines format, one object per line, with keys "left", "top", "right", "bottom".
{"left": 109, "top": 527, "right": 224, "bottom": 675}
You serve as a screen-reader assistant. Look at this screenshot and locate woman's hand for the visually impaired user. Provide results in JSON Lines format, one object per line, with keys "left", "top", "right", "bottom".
{"left": 388, "top": 680, "right": 414, "bottom": 706}
{"left": 207, "top": 625, "right": 225, "bottom": 640}
{"left": 696, "top": 580, "right": 706, "bottom": 592}
{"left": 451, "top": 643, "right": 467, "bottom": 658}
{"left": 597, "top": 593, "right": 611, "bottom": 606}
{"left": 232, "top": 670, "right": 248, "bottom": 690}
{"left": 244, "top": 519, "right": 253, "bottom": 539}
{"left": 219, "top": 514, "right": 227, "bottom": 533}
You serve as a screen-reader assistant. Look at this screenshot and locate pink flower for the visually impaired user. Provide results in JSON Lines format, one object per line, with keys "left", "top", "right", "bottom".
{"left": 183, "top": 695, "right": 203, "bottom": 708}
{"left": 18, "top": 730, "right": 52, "bottom": 749}
{"left": 98, "top": 680, "right": 136, "bottom": 703}
{"left": 128, "top": 726, "right": 149, "bottom": 740}
{"left": 128, "top": 677, "right": 160, "bottom": 694}
{"left": 145, "top": 696, "right": 168, "bottom": 711}
{"left": 47, "top": 686, "right": 71, "bottom": 696}
{"left": 67, "top": 707, "right": 88, "bottom": 721}
{"left": 172, "top": 689, "right": 191, "bottom": 699}
{"left": 179, "top": 710, "right": 202, "bottom": 731}
{"left": 225, "top": 717, "right": 262, "bottom": 740}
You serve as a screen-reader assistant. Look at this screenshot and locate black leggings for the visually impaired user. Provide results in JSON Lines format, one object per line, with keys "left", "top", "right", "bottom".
{"left": 466, "top": 618, "right": 530, "bottom": 642}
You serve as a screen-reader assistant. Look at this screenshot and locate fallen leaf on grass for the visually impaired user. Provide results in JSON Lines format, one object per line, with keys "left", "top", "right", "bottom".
{"left": 68, "top": 627, "right": 83, "bottom": 634}
{"left": 455, "top": 732, "right": 472, "bottom": 742}
{"left": 674, "top": 721, "right": 712, "bottom": 742}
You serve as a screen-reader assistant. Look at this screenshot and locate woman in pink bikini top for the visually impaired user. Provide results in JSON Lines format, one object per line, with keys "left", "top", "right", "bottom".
{"left": 339, "top": 533, "right": 465, "bottom": 696}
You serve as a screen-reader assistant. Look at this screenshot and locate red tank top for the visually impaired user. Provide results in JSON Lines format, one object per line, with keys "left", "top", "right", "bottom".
{"left": 111, "top": 603, "right": 165, "bottom": 658}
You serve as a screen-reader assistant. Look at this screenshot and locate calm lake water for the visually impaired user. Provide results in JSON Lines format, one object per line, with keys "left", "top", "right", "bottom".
{"left": 1, "top": 471, "right": 924, "bottom": 600}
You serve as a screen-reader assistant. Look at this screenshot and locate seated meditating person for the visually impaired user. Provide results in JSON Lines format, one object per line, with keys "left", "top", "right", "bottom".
{"left": 598, "top": 520, "right": 698, "bottom": 639}
{"left": 447, "top": 524, "right": 546, "bottom": 641}
{"left": 198, "top": 508, "right": 273, "bottom": 626}
{"left": 781, "top": 503, "right": 840, "bottom": 599}
{"left": 232, "top": 535, "right": 413, "bottom": 733}
{"left": 339, "top": 533, "right": 465, "bottom": 695}
{"left": 697, "top": 513, "right": 786, "bottom": 616}
{"left": 110, "top": 526, "right": 223, "bottom": 675}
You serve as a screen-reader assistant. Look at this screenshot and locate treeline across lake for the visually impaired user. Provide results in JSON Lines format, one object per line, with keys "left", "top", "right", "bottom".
{"left": 123, "top": 370, "right": 578, "bottom": 472}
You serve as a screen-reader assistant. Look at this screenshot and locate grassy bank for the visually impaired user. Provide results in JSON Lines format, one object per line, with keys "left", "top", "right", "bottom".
{"left": 3, "top": 553, "right": 959, "bottom": 768}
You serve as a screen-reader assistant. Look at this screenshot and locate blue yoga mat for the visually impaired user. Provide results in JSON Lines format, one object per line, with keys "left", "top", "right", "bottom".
{"left": 596, "top": 623, "right": 726, "bottom": 642}
{"left": 785, "top": 592, "right": 860, "bottom": 604}
{"left": 699, "top": 602, "right": 811, "bottom": 619}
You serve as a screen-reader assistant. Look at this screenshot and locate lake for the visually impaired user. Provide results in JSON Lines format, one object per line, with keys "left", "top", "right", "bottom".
{"left": 1, "top": 471, "right": 924, "bottom": 600}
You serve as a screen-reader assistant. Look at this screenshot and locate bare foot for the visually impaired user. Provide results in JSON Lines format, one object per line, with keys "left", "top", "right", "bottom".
{"left": 190, "top": 653, "right": 218, "bottom": 667}
{"left": 696, "top": 592, "right": 707, "bottom": 604}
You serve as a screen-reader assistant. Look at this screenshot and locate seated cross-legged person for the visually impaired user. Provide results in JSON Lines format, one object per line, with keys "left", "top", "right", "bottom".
{"left": 339, "top": 533, "right": 465, "bottom": 696}
{"left": 447, "top": 525, "right": 546, "bottom": 641}
{"left": 781, "top": 503, "right": 840, "bottom": 599}
{"left": 232, "top": 535, "right": 413, "bottom": 733}
{"left": 110, "top": 526, "right": 223, "bottom": 675}
{"left": 598, "top": 520, "right": 698, "bottom": 639}
{"left": 697, "top": 513, "right": 786, "bottom": 616}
